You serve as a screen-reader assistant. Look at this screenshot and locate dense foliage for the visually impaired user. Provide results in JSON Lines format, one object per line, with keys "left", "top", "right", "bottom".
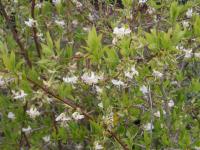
{"left": 0, "top": 0, "right": 200, "bottom": 149}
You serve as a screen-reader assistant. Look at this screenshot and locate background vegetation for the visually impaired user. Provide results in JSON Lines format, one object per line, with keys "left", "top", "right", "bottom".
{"left": 0, "top": 0, "right": 200, "bottom": 149}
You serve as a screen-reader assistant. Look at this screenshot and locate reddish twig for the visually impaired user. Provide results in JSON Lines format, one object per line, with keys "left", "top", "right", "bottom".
{"left": 0, "top": 0, "right": 32, "bottom": 68}
{"left": 31, "top": 0, "right": 42, "bottom": 58}
{"left": 26, "top": 77, "right": 129, "bottom": 150}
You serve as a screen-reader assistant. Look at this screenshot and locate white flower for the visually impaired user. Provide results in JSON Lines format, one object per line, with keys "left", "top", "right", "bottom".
{"left": 94, "top": 141, "right": 104, "bottom": 150}
{"left": 56, "top": 113, "right": 71, "bottom": 122}
{"left": 168, "top": 100, "right": 174, "bottom": 107}
{"left": 112, "top": 37, "right": 118, "bottom": 45}
{"left": 36, "top": 3, "right": 43, "bottom": 8}
{"left": 144, "top": 123, "right": 154, "bottom": 131}
{"left": 25, "top": 18, "right": 37, "bottom": 27}
{"left": 113, "top": 27, "right": 131, "bottom": 38}
{"left": 131, "top": 66, "right": 139, "bottom": 76}
{"left": 22, "top": 126, "right": 32, "bottom": 133}
{"left": 81, "top": 72, "right": 103, "bottom": 85}
{"left": 52, "top": 0, "right": 61, "bottom": 5}
{"left": 26, "top": 106, "right": 40, "bottom": 119}
{"left": 0, "top": 76, "right": 5, "bottom": 86}
{"left": 43, "top": 135, "right": 50, "bottom": 142}
{"left": 55, "top": 20, "right": 65, "bottom": 27}
{"left": 98, "top": 102, "right": 103, "bottom": 108}
{"left": 140, "top": 85, "right": 148, "bottom": 94}
{"left": 95, "top": 86, "right": 103, "bottom": 94}
{"left": 183, "top": 49, "right": 193, "bottom": 58}
{"left": 72, "top": 20, "right": 78, "bottom": 26}
{"left": 139, "top": 0, "right": 148, "bottom": 4}
{"left": 182, "top": 21, "right": 189, "bottom": 28}
{"left": 12, "top": 90, "right": 27, "bottom": 100}
{"left": 63, "top": 75, "right": 78, "bottom": 84}
{"left": 72, "top": 112, "right": 84, "bottom": 120}
{"left": 154, "top": 111, "right": 160, "bottom": 118}
{"left": 124, "top": 66, "right": 139, "bottom": 79}
{"left": 8, "top": 112, "right": 15, "bottom": 120}
{"left": 186, "top": 8, "right": 193, "bottom": 18}
{"left": 111, "top": 79, "right": 125, "bottom": 87}
{"left": 152, "top": 70, "right": 163, "bottom": 78}
{"left": 88, "top": 13, "right": 95, "bottom": 21}
{"left": 72, "top": 0, "right": 83, "bottom": 8}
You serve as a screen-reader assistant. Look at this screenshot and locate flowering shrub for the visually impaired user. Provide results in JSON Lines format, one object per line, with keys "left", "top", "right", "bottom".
{"left": 0, "top": 0, "right": 200, "bottom": 149}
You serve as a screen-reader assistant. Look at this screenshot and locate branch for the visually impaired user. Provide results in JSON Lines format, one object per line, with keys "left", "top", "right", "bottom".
{"left": 0, "top": 0, "right": 32, "bottom": 68}
{"left": 26, "top": 77, "right": 129, "bottom": 150}
{"left": 31, "top": 0, "right": 42, "bottom": 58}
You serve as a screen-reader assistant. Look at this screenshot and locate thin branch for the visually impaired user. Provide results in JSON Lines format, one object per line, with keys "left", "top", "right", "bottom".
{"left": 26, "top": 77, "right": 129, "bottom": 150}
{"left": 31, "top": 0, "right": 42, "bottom": 58}
{"left": 0, "top": 0, "right": 32, "bottom": 68}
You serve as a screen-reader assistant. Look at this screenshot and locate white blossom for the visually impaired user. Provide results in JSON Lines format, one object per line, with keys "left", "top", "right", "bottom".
{"left": 95, "top": 86, "right": 103, "bottom": 94}
{"left": 26, "top": 106, "right": 40, "bottom": 119}
{"left": 12, "top": 90, "right": 27, "bottom": 100}
{"left": 22, "top": 126, "right": 32, "bottom": 133}
{"left": 43, "top": 135, "right": 50, "bottom": 143}
{"left": 72, "top": 20, "right": 78, "bottom": 26}
{"left": 124, "top": 66, "right": 139, "bottom": 79}
{"left": 8, "top": 112, "right": 15, "bottom": 120}
{"left": 111, "top": 79, "right": 125, "bottom": 87}
{"left": 81, "top": 72, "right": 103, "bottom": 85}
{"left": 139, "top": 0, "right": 148, "bottom": 4}
{"left": 72, "top": 0, "right": 83, "bottom": 8}
{"left": 52, "top": 0, "right": 61, "bottom": 5}
{"left": 182, "top": 21, "right": 189, "bottom": 28}
{"left": 140, "top": 85, "right": 148, "bottom": 94}
{"left": 152, "top": 70, "right": 163, "bottom": 78}
{"left": 55, "top": 113, "right": 71, "bottom": 122}
{"left": 94, "top": 141, "right": 104, "bottom": 150}
{"left": 36, "top": 3, "right": 43, "bottom": 8}
{"left": 186, "top": 8, "right": 193, "bottom": 18}
{"left": 113, "top": 26, "right": 131, "bottom": 38}
{"left": 168, "top": 100, "right": 174, "bottom": 108}
{"left": 154, "top": 111, "right": 160, "bottom": 118}
{"left": 112, "top": 37, "right": 118, "bottom": 45}
{"left": 55, "top": 20, "right": 65, "bottom": 28}
{"left": 98, "top": 102, "right": 103, "bottom": 108}
{"left": 144, "top": 122, "right": 154, "bottom": 131}
{"left": 25, "top": 18, "right": 37, "bottom": 27}
{"left": 72, "top": 112, "right": 84, "bottom": 120}
{"left": 63, "top": 75, "right": 78, "bottom": 84}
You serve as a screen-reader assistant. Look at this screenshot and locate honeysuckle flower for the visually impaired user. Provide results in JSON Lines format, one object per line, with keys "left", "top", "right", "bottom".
{"left": 94, "top": 141, "right": 104, "bottom": 150}
{"left": 81, "top": 72, "right": 103, "bottom": 85}
{"left": 140, "top": 85, "right": 148, "bottom": 94}
{"left": 98, "top": 102, "right": 103, "bottom": 108}
{"left": 72, "top": 112, "right": 84, "bottom": 120}
{"left": 95, "top": 86, "right": 103, "bottom": 94}
{"left": 52, "top": 0, "right": 61, "bottom": 5}
{"left": 72, "top": 0, "right": 83, "bottom": 8}
{"left": 154, "top": 111, "right": 160, "bottom": 118}
{"left": 113, "top": 26, "right": 131, "bottom": 38}
{"left": 25, "top": 18, "right": 37, "bottom": 27}
{"left": 55, "top": 112, "right": 71, "bottom": 122}
{"left": 42, "top": 135, "right": 50, "bottom": 143}
{"left": 131, "top": 66, "right": 139, "bottom": 76}
{"left": 22, "top": 126, "right": 32, "bottom": 133}
{"left": 186, "top": 8, "right": 193, "bottom": 18}
{"left": 111, "top": 79, "right": 125, "bottom": 87}
{"left": 182, "top": 21, "right": 189, "bottom": 28}
{"left": 144, "top": 122, "right": 154, "bottom": 131}
{"left": 152, "top": 70, "right": 163, "bottom": 78}
{"left": 139, "top": 0, "right": 148, "bottom": 4}
{"left": 168, "top": 100, "right": 174, "bottom": 107}
{"left": 12, "top": 90, "right": 27, "bottom": 100}
{"left": 8, "top": 112, "right": 15, "bottom": 120}
{"left": 26, "top": 106, "right": 40, "bottom": 119}
{"left": 63, "top": 75, "right": 78, "bottom": 84}
{"left": 55, "top": 20, "right": 65, "bottom": 27}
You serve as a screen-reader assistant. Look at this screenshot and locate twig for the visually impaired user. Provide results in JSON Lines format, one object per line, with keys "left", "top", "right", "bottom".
{"left": 31, "top": 0, "right": 42, "bottom": 58}
{"left": 0, "top": 0, "right": 32, "bottom": 68}
{"left": 26, "top": 77, "right": 129, "bottom": 150}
